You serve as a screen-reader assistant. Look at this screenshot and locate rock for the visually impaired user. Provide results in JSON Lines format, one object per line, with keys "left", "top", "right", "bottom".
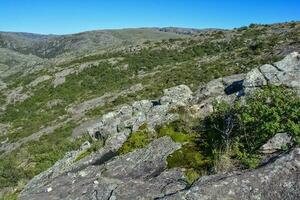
{"left": 260, "top": 132, "right": 293, "bottom": 154}
{"left": 28, "top": 75, "right": 52, "bottom": 87}
{"left": 160, "top": 85, "right": 192, "bottom": 106}
{"left": 192, "top": 74, "right": 245, "bottom": 118}
{"left": 80, "top": 84, "right": 192, "bottom": 142}
{"left": 162, "top": 148, "right": 300, "bottom": 200}
{"left": 244, "top": 68, "right": 267, "bottom": 88}
{"left": 19, "top": 137, "right": 185, "bottom": 200}
{"left": 0, "top": 123, "right": 10, "bottom": 137}
{"left": 244, "top": 52, "right": 300, "bottom": 95}
{"left": 6, "top": 86, "right": 31, "bottom": 104}
{"left": 195, "top": 78, "right": 225, "bottom": 101}
{"left": 274, "top": 51, "right": 300, "bottom": 71}
{"left": 0, "top": 80, "right": 7, "bottom": 91}
{"left": 53, "top": 68, "right": 76, "bottom": 87}
{"left": 103, "top": 137, "right": 181, "bottom": 180}
{"left": 21, "top": 140, "right": 92, "bottom": 192}
{"left": 46, "top": 99, "right": 63, "bottom": 109}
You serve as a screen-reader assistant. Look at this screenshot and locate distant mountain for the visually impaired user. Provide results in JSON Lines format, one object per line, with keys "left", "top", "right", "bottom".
{"left": 0, "top": 28, "right": 188, "bottom": 58}
{"left": 158, "top": 27, "right": 226, "bottom": 35}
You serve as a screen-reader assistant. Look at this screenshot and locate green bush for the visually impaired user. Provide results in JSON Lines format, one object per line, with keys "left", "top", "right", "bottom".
{"left": 184, "top": 169, "right": 201, "bottom": 185}
{"left": 203, "top": 86, "right": 300, "bottom": 168}
{"left": 239, "top": 86, "right": 300, "bottom": 149}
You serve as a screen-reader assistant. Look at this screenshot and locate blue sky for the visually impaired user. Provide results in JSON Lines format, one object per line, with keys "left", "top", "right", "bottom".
{"left": 0, "top": 0, "right": 299, "bottom": 34}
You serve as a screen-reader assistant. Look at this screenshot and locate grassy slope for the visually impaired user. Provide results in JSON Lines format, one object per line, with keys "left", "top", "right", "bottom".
{"left": 0, "top": 22, "right": 299, "bottom": 197}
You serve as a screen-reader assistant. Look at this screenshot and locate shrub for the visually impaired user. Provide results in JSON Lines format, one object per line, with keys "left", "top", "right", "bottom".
{"left": 203, "top": 86, "right": 300, "bottom": 168}
{"left": 239, "top": 86, "right": 300, "bottom": 149}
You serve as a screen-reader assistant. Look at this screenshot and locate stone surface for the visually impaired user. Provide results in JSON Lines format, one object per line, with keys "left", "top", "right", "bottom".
{"left": 78, "top": 84, "right": 192, "bottom": 141}
{"left": 244, "top": 52, "right": 300, "bottom": 95}
{"left": 21, "top": 141, "right": 92, "bottom": 191}
{"left": 260, "top": 132, "right": 293, "bottom": 154}
{"left": 5, "top": 86, "right": 31, "bottom": 104}
{"left": 192, "top": 74, "right": 245, "bottom": 118}
{"left": 28, "top": 75, "right": 52, "bottom": 87}
{"left": 163, "top": 148, "right": 300, "bottom": 200}
{"left": 19, "top": 137, "right": 185, "bottom": 200}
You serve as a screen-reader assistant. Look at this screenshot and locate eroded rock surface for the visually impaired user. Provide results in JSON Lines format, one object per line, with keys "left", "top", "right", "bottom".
{"left": 244, "top": 52, "right": 300, "bottom": 95}
{"left": 260, "top": 132, "right": 293, "bottom": 154}
{"left": 163, "top": 148, "right": 300, "bottom": 200}
{"left": 20, "top": 137, "right": 184, "bottom": 200}
{"left": 75, "top": 84, "right": 192, "bottom": 140}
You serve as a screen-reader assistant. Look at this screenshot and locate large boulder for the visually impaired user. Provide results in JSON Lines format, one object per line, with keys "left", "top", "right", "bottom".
{"left": 191, "top": 74, "right": 245, "bottom": 118}
{"left": 244, "top": 52, "right": 300, "bottom": 95}
{"left": 19, "top": 137, "right": 185, "bottom": 200}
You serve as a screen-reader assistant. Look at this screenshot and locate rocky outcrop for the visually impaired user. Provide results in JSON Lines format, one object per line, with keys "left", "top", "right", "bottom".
{"left": 260, "top": 132, "right": 293, "bottom": 154}
{"left": 76, "top": 84, "right": 192, "bottom": 141}
{"left": 20, "top": 144, "right": 300, "bottom": 200}
{"left": 53, "top": 68, "right": 76, "bottom": 87}
{"left": 244, "top": 52, "right": 300, "bottom": 95}
{"left": 5, "top": 86, "right": 31, "bottom": 104}
{"left": 163, "top": 148, "right": 300, "bottom": 200}
{"left": 28, "top": 75, "right": 52, "bottom": 87}
{"left": 20, "top": 137, "right": 185, "bottom": 200}
{"left": 190, "top": 52, "right": 300, "bottom": 119}
{"left": 20, "top": 141, "right": 92, "bottom": 193}
{"left": 191, "top": 73, "right": 245, "bottom": 118}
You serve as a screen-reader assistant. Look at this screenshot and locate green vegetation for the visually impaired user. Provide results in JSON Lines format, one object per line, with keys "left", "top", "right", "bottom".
{"left": 1, "top": 62, "right": 135, "bottom": 141}
{"left": 0, "top": 123, "right": 86, "bottom": 189}
{"left": 157, "top": 121, "right": 194, "bottom": 143}
{"left": 118, "top": 124, "right": 155, "bottom": 155}
{"left": 3, "top": 22, "right": 296, "bottom": 142}
{"left": 204, "top": 86, "right": 300, "bottom": 167}
{"left": 0, "top": 192, "right": 18, "bottom": 200}
{"left": 74, "top": 140, "right": 104, "bottom": 162}
{"left": 165, "top": 86, "right": 300, "bottom": 180}
{"left": 116, "top": 86, "right": 299, "bottom": 181}
{"left": 185, "top": 169, "right": 201, "bottom": 185}
{"left": 1, "top": 22, "right": 299, "bottom": 196}
{"left": 0, "top": 94, "right": 5, "bottom": 105}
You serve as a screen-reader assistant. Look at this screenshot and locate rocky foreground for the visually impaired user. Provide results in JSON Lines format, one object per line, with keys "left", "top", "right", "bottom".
{"left": 20, "top": 52, "right": 300, "bottom": 199}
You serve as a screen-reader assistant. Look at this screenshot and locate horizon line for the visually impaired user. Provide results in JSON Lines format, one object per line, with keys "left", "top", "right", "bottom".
{"left": 1, "top": 20, "right": 298, "bottom": 36}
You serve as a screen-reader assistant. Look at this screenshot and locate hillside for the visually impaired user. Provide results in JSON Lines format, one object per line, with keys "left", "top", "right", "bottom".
{"left": 0, "top": 29, "right": 187, "bottom": 58}
{"left": 0, "top": 22, "right": 299, "bottom": 199}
